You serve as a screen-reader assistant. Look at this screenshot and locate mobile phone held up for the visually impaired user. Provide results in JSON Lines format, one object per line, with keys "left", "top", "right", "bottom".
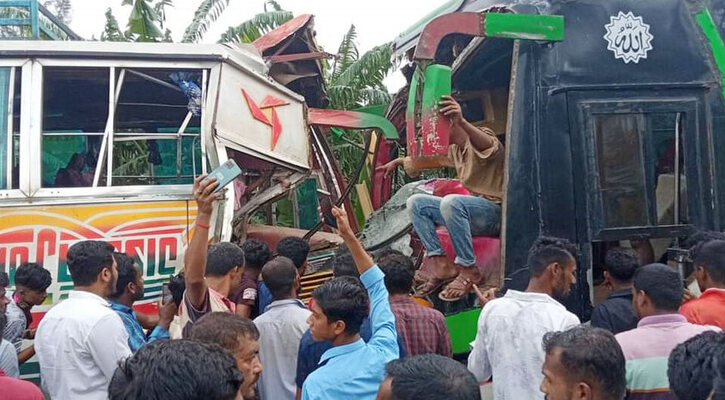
{"left": 204, "top": 159, "right": 242, "bottom": 193}
{"left": 161, "top": 283, "right": 173, "bottom": 306}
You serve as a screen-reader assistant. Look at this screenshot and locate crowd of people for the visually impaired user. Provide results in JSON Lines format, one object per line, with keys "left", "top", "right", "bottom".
{"left": 0, "top": 172, "right": 723, "bottom": 400}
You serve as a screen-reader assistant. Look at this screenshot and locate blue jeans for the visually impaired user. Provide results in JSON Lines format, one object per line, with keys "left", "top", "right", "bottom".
{"left": 407, "top": 194, "right": 501, "bottom": 267}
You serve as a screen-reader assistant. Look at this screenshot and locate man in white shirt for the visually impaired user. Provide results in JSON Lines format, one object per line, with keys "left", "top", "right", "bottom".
{"left": 35, "top": 240, "right": 132, "bottom": 400}
{"left": 468, "top": 236, "right": 581, "bottom": 400}
{"left": 254, "top": 256, "right": 311, "bottom": 400}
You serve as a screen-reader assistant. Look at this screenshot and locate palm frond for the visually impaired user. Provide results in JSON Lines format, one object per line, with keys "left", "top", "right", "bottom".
{"left": 126, "top": 0, "right": 163, "bottom": 41}
{"left": 330, "top": 25, "right": 358, "bottom": 84}
{"left": 358, "top": 87, "right": 392, "bottom": 106}
{"left": 218, "top": 10, "right": 293, "bottom": 43}
{"left": 100, "top": 7, "right": 128, "bottom": 42}
{"left": 154, "top": 0, "right": 173, "bottom": 28}
{"left": 334, "top": 42, "right": 393, "bottom": 89}
{"left": 181, "top": 0, "right": 230, "bottom": 43}
{"left": 264, "top": 0, "right": 283, "bottom": 12}
{"left": 42, "top": 0, "right": 72, "bottom": 24}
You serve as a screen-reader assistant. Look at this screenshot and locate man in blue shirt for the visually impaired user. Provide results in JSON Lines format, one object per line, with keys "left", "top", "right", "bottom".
{"left": 301, "top": 206, "right": 399, "bottom": 400}
{"left": 295, "top": 252, "right": 407, "bottom": 395}
{"left": 109, "top": 253, "right": 176, "bottom": 352}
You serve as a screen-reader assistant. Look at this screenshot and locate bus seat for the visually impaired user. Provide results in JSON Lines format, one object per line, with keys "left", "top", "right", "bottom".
{"left": 434, "top": 227, "right": 501, "bottom": 286}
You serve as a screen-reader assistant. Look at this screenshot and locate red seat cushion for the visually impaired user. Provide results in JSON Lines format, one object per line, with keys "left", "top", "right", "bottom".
{"left": 435, "top": 228, "right": 501, "bottom": 285}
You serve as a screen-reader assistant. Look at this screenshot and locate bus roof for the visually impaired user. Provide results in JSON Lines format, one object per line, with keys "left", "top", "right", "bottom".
{"left": 0, "top": 40, "right": 267, "bottom": 76}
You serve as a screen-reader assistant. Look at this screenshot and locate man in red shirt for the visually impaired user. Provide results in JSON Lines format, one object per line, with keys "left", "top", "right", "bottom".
{"left": 681, "top": 239, "right": 725, "bottom": 329}
{"left": 378, "top": 252, "right": 451, "bottom": 357}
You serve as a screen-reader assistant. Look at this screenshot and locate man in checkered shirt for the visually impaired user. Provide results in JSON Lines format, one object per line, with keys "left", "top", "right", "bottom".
{"left": 378, "top": 252, "right": 451, "bottom": 357}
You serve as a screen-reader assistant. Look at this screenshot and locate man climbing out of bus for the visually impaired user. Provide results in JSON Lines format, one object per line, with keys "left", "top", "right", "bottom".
{"left": 377, "top": 95, "right": 505, "bottom": 302}
{"left": 178, "top": 175, "right": 245, "bottom": 338}
{"left": 2, "top": 262, "right": 51, "bottom": 365}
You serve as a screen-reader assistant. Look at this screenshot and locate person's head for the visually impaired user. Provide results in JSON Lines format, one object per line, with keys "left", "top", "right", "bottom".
{"left": 692, "top": 240, "right": 725, "bottom": 291}
{"left": 668, "top": 331, "right": 725, "bottom": 400}
{"left": 261, "top": 256, "right": 299, "bottom": 301}
{"left": 110, "top": 253, "right": 143, "bottom": 303}
{"left": 168, "top": 273, "right": 186, "bottom": 308}
{"left": 109, "top": 340, "right": 243, "bottom": 400}
{"left": 13, "top": 263, "right": 52, "bottom": 307}
{"left": 632, "top": 263, "right": 683, "bottom": 318}
{"left": 541, "top": 326, "right": 626, "bottom": 400}
{"left": 377, "top": 354, "right": 479, "bottom": 400}
{"left": 276, "top": 237, "right": 310, "bottom": 275}
{"left": 527, "top": 236, "right": 578, "bottom": 299}
{"left": 331, "top": 251, "right": 358, "bottom": 278}
{"left": 241, "top": 239, "right": 271, "bottom": 272}
{"left": 0, "top": 271, "right": 10, "bottom": 313}
{"left": 603, "top": 247, "right": 639, "bottom": 286}
{"left": 67, "top": 240, "right": 117, "bottom": 297}
{"left": 189, "top": 312, "right": 262, "bottom": 399}
{"left": 308, "top": 276, "right": 368, "bottom": 342}
{"left": 378, "top": 253, "right": 415, "bottom": 295}
{"left": 206, "top": 242, "right": 244, "bottom": 289}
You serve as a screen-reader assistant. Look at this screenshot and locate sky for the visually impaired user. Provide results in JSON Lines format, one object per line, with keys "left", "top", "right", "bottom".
{"left": 66, "top": 0, "right": 446, "bottom": 91}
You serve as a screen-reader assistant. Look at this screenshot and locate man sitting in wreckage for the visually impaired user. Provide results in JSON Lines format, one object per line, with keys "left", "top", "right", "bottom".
{"left": 377, "top": 95, "right": 504, "bottom": 302}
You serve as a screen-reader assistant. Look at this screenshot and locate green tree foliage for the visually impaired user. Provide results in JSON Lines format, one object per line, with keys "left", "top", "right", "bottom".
{"left": 218, "top": 9, "right": 294, "bottom": 43}
{"left": 100, "top": 8, "right": 128, "bottom": 42}
{"left": 181, "top": 0, "right": 229, "bottom": 43}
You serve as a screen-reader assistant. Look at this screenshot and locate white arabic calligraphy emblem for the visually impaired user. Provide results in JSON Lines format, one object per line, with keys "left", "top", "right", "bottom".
{"left": 604, "top": 12, "right": 653, "bottom": 64}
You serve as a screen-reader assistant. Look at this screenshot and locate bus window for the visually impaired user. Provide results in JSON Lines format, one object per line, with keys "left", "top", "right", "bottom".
{"left": 0, "top": 66, "right": 21, "bottom": 190}
{"left": 593, "top": 112, "right": 686, "bottom": 230}
{"left": 42, "top": 67, "right": 108, "bottom": 188}
{"left": 111, "top": 68, "right": 202, "bottom": 186}
{"left": 40, "top": 66, "right": 203, "bottom": 188}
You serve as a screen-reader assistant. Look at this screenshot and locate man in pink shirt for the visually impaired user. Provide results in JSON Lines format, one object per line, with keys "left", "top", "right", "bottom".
{"left": 0, "top": 370, "right": 44, "bottom": 400}
{"left": 681, "top": 240, "right": 725, "bottom": 329}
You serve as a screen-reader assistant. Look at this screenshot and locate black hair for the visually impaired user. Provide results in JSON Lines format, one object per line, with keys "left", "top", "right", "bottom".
{"left": 604, "top": 247, "right": 639, "bottom": 283}
{"left": 0, "top": 271, "right": 8, "bottom": 288}
{"left": 0, "top": 310, "right": 6, "bottom": 333}
{"left": 374, "top": 248, "right": 404, "bottom": 262}
{"left": 633, "top": 263, "right": 683, "bottom": 311}
{"left": 241, "top": 239, "right": 271, "bottom": 271}
{"left": 684, "top": 230, "right": 725, "bottom": 252}
{"left": 693, "top": 240, "right": 725, "bottom": 284}
{"left": 190, "top": 312, "right": 260, "bottom": 355}
{"left": 668, "top": 331, "right": 725, "bottom": 400}
{"left": 312, "top": 276, "right": 368, "bottom": 335}
{"left": 67, "top": 240, "right": 115, "bottom": 286}
{"left": 276, "top": 237, "right": 310, "bottom": 270}
{"left": 378, "top": 253, "right": 415, "bottom": 295}
{"left": 384, "top": 354, "right": 479, "bottom": 400}
{"left": 109, "top": 340, "right": 243, "bottom": 400}
{"left": 168, "top": 273, "right": 186, "bottom": 308}
{"left": 206, "top": 242, "right": 245, "bottom": 277}
{"left": 14, "top": 263, "right": 52, "bottom": 292}
{"left": 261, "top": 256, "right": 297, "bottom": 300}
{"left": 331, "top": 251, "right": 358, "bottom": 278}
{"left": 527, "top": 236, "right": 578, "bottom": 277}
{"left": 111, "top": 253, "right": 139, "bottom": 299}
{"left": 542, "top": 326, "right": 626, "bottom": 400}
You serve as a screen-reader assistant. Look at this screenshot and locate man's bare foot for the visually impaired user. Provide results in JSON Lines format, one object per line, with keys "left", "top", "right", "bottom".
{"left": 429, "top": 255, "right": 458, "bottom": 279}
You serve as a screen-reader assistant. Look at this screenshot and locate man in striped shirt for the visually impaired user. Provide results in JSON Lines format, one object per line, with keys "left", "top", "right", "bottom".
{"left": 615, "top": 264, "right": 720, "bottom": 400}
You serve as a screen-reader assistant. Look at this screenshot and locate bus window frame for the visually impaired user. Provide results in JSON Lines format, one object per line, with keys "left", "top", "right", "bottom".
{"left": 0, "top": 60, "right": 30, "bottom": 200}
{"left": 24, "top": 58, "right": 219, "bottom": 201}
